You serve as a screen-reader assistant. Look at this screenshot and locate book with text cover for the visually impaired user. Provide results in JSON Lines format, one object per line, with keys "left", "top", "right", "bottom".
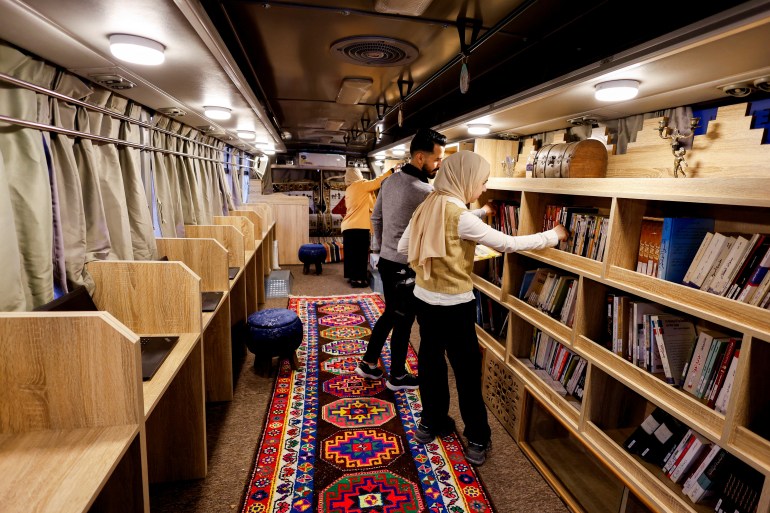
{"left": 638, "top": 217, "right": 664, "bottom": 276}
{"left": 687, "top": 232, "right": 731, "bottom": 288}
{"left": 726, "top": 235, "right": 770, "bottom": 299}
{"left": 651, "top": 314, "right": 697, "bottom": 386}
{"left": 624, "top": 406, "right": 669, "bottom": 455}
{"left": 681, "top": 327, "right": 731, "bottom": 396}
{"left": 682, "top": 232, "right": 714, "bottom": 286}
{"left": 657, "top": 217, "right": 715, "bottom": 284}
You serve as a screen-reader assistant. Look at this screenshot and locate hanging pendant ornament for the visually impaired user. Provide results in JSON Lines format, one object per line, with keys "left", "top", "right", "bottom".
{"left": 460, "top": 56, "right": 470, "bottom": 94}
{"left": 398, "top": 106, "right": 403, "bottom": 127}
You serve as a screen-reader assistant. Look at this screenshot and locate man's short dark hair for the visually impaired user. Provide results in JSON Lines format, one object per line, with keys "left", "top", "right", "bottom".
{"left": 410, "top": 128, "right": 446, "bottom": 155}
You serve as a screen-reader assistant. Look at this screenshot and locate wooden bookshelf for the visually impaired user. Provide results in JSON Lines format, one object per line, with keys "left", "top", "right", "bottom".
{"left": 0, "top": 313, "right": 148, "bottom": 513}
{"left": 478, "top": 110, "right": 770, "bottom": 512}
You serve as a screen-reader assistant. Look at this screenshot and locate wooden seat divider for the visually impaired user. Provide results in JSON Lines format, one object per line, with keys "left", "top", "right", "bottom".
{"left": 185, "top": 224, "right": 248, "bottom": 328}
{"left": 86, "top": 260, "right": 207, "bottom": 484}
{"left": 214, "top": 215, "right": 259, "bottom": 314}
{"left": 243, "top": 203, "right": 276, "bottom": 273}
{"left": 231, "top": 209, "right": 269, "bottom": 305}
{"left": 0, "top": 312, "right": 148, "bottom": 513}
{"left": 156, "top": 237, "right": 234, "bottom": 402}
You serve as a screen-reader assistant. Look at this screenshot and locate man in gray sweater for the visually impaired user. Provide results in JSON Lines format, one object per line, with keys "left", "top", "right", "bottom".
{"left": 355, "top": 128, "right": 446, "bottom": 390}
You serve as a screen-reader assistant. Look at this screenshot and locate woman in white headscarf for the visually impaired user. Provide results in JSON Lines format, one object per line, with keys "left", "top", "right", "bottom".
{"left": 398, "top": 150, "right": 567, "bottom": 465}
{"left": 341, "top": 166, "right": 392, "bottom": 287}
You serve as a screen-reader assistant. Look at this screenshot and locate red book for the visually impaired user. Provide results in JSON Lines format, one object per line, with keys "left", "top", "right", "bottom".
{"left": 706, "top": 338, "right": 739, "bottom": 408}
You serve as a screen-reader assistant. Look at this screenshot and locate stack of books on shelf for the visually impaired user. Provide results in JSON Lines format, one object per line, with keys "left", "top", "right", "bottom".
{"left": 624, "top": 408, "right": 763, "bottom": 509}
{"left": 527, "top": 328, "right": 587, "bottom": 401}
{"left": 543, "top": 204, "right": 609, "bottom": 261}
{"left": 683, "top": 230, "right": 770, "bottom": 307}
{"left": 636, "top": 217, "right": 716, "bottom": 282}
{"left": 680, "top": 328, "right": 740, "bottom": 413}
{"left": 637, "top": 217, "right": 664, "bottom": 276}
{"left": 520, "top": 268, "right": 578, "bottom": 326}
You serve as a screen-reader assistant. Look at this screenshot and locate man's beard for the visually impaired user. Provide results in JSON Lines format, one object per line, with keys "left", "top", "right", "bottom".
{"left": 422, "top": 162, "right": 438, "bottom": 179}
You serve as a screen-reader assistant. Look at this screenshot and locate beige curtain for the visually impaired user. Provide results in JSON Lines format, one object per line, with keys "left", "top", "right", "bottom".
{"left": 86, "top": 88, "right": 133, "bottom": 259}
{"left": 0, "top": 44, "right": 55, "bottom": 309}
{"left": 180, "top": 125, "right": 205, "bottom": 224}
{"left": 119, "top": 101, "right": 157, "bottom": 260}
{"left": 169, "top": 119, "right": 196, "bottom": 225}
{"left": 230, "top": 149, "right": 243, "bottom": 208}
{"left": 152, "top": 115, "right": 184, "bottom": 236}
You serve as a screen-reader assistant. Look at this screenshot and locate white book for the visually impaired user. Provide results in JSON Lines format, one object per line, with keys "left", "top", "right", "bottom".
{"left": 682, "top": 328, "right": 726, "bottom": 396}
{"left": 689, "top": 233, "right": 729, "bottom": 288}
{"left": 663, "top": 428, "right": 694, "bottom": 475}
{"left": 632, "top": 302, "right": 667, "bottom": 371}
{"left": 749, "top": 271, "right": 770, "bottom": 306}
{"left": 651, "top": 314, "right": 697, "bottom": 386}
{"left": 699, "top": 236, "right": 735, "bottom": 291}
{"left": 710, "top": 233, "right": 759, "bottom": 296}
{"left": 670, "top": 434, "right": 710, "bottom": 483}
{"left": 682, "top": 443, "right": 722, "bottom": 495}
{"left": 683, "top": 232, "right": 714, "bottom": 286}
{"left": 714, "top": 349, "right": 740, "bottom": 414}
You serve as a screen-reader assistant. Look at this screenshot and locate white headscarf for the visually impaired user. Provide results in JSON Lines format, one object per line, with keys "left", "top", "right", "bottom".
{"left": 345, "top": 167, "right": 364, "bottom": 186}
{"left": 407, "top": 150, "right": 490, "bottom": 280}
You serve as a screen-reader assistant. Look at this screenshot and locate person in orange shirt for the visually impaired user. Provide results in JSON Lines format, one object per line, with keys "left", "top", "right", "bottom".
{"left": 341, "top": 166, "right": 392, "bottom": 287}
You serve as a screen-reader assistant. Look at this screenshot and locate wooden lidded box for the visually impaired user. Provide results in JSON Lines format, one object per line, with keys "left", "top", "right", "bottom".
{"left": 533, "top": 139, "right": 608, "bottom": 178}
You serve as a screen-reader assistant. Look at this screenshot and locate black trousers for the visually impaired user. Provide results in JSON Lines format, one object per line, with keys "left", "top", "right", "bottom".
{"left": 342, "top": 229, "right": 370, "bottom": 282}
{"left": 364, "top": 258, "right": 415, "bottom": 376}
{"left": 415, "top": 297, "right": 491, "bottom": 446}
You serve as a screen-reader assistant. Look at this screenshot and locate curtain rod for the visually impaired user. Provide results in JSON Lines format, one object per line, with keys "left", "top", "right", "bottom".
{"left": 0, "top": 70, "right": 258, "bottom": 165}
{"left": 0, "top": 113, "right": 227, "bottom": 164}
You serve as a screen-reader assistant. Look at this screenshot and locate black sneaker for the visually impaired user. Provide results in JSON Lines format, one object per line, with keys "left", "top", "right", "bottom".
{"left": 386, "top": 373, "right": 419, "bottom": 391}
{"left": 354, "top": 361, "right": 384, "bottom": 380}
{"left": 414, "top": 417, "right": 456, "bottom": 444}
{"left": 414, "top": 423, "right": 436, "bottom": 444}
{"left": 464, "top": 440, "right": 491, "bottom": 466}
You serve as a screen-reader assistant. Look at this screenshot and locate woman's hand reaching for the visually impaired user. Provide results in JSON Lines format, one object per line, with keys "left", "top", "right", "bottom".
{"left": 554, "top": 223, "right": 569, "bottom": 242}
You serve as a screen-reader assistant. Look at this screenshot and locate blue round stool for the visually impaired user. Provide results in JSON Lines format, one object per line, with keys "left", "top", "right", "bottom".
{"left": 246, "top": 308, "right": 303, "bottom": 373}
{"left": 298, "top": 243, "right": 327, "bottom": 275}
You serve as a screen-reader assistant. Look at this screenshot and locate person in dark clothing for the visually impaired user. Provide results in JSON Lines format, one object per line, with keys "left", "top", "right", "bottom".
{"left": 355, "top": 128, "right": 446, "bottom": 391}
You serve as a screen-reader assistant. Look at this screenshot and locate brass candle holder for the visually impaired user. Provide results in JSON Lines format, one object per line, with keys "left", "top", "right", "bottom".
{"left": 657, "top": 116, "right": 700, "bottom": 178}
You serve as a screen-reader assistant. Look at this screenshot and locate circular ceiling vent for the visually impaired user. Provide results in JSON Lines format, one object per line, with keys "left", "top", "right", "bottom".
{"left": 330, "top": 36, "right": 418, "bottom": 66}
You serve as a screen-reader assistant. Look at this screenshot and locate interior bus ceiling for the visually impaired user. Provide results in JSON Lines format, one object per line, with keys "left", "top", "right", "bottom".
{"left": 1, "top": 0, "right": 769, "bottom": 158}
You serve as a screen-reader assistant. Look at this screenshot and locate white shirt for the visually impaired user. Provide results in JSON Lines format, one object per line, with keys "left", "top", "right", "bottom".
{"left": 398, "top": 197, "right": 560, "bottom": 305}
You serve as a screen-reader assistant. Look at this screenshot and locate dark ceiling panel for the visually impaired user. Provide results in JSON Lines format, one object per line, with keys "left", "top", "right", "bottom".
{"left": 202, "top": 0, "right": 757, "bottom": 155}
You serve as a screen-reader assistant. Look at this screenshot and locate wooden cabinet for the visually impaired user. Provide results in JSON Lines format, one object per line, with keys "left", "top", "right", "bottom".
{"left": 475, "top": 175, "right": 770, "bottom": 513}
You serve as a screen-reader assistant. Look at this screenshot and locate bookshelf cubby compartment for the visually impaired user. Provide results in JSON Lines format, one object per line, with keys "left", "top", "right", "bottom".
{"left": 730, "top": 336, "right": 770, "bottom": 473}
{"left": 522, "top": 393, "right": 652, "bottom": 513}
{"left": 482, "top": 175, "right": 770, "bottom": 513}
{"left": 585, "top": 367, "right": 718, "bottom": 513}
{"left": 474, "top": 289, "right": 509, "bottom": 359}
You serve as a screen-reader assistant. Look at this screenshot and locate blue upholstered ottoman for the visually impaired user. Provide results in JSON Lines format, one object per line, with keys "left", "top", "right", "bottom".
{"left": 246, "top": 308, "right": 303, "bottom": 373}
{"left": 298, "top": 243, "right": 327, "bottom": 275}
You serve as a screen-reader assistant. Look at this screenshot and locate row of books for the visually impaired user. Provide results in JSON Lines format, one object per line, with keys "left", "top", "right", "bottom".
{"left": 520, "top": 267, "right": 578, "bottom": 327}
{"left": 490, "top": 201, "right": 519, "bottom": 237}
{"left": 635, "top": 217, "right": 714, "bottom": 282}
{"left": 473, "top": 290, "right": 509, "bottom": 341}
{"left": 543, "top": 204, "right": 609, "bottom": 261}
{"left": 527, "top": 328, "right": 587, "bottom": 400}
{"left": 624, "top": 408, "right": 762, "bottom": 510}
{"left": 683, "top": 231, "right": 770, "bottom": 308}
{"left": 604, "top": 295, "right": 739, "bottom": 412}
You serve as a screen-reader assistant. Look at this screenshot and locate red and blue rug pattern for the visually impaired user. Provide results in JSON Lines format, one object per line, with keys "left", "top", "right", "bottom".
{"left": 241, "top": 293, "right": 495, "bottom": 513}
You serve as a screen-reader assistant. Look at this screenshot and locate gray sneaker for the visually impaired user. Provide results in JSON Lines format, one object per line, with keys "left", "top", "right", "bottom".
{"left": 464, "top": 440, "right": 491, "bottom": 466}
{"left": 386, "top": 373, "right": 419, "bottom": 391}
{"left": 413, "top": 418, "right": 456, "bottom": 444}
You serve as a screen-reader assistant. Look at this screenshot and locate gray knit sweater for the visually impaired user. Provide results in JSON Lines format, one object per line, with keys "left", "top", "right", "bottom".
{"left": 371, "top": 168, "right": 433, "bottom": 264}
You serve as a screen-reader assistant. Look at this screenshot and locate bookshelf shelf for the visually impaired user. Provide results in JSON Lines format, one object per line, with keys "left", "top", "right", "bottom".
{"left": 500, "top": 294, "right": 574, "bottom": 346}
{"left": 478, "top": 139, "right": 770, "bottom": 512}
{"left": 508, "top": 356, "right": 581, "bottom": 428}
{"left": 477, "top": 325, "right": 505, "bottom": 361}
{"left": 520, "top": 247, "right": 604, "bottom": 280}
{"left": 575, "top": 335, "right": 724, "bottom": 441}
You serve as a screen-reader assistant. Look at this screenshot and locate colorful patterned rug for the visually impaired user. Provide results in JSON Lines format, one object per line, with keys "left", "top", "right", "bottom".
{"left": 240, "top": 293, "right": 495, "bottom": 513}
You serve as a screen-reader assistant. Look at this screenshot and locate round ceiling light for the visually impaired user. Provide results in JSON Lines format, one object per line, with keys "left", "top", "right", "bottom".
{"left": 237, "top": 130, "right": 256, "bottom": 140}
{"left": 109, "top": 34, "right": 165, "bottom": 65}
{"left": 594, "top": 79, "right": 640, "bottom": 101}
{"left": 467, "top": 123, "right": 491, "bottom": 135}
{"left": 203, "top": 106, "right": 232, "bottom": 120}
